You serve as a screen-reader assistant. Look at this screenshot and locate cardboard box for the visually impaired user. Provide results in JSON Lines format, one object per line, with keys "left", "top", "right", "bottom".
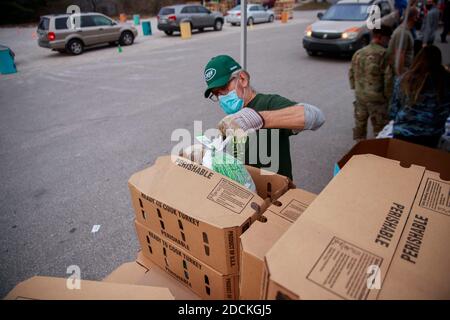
{"left": 129, "top": 155, "right": 290, "bottom": 275}
{"left": 334, "top": 138, "right": 450, "bottom": 178}
{"left": 4, "top": 276, "right": 174, "bottom": 300}
{"left": 135, "top": 220, "right": 238, "bottom": 300}
{"left": 239, "top": 189, "right": 316, "bottom": 300}
{"left": 264, "top": 154, "right": 450, "bottom": 300}
{"left": 103, "top": 254, "right": 200, "bottom": 300}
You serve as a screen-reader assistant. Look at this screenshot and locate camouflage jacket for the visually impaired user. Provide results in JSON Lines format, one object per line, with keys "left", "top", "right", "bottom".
{"left": 389, "top": 75, "right": 450, "bottom": 137}
{"left": 349, "top": 43, "right": 393, "bottom": 103}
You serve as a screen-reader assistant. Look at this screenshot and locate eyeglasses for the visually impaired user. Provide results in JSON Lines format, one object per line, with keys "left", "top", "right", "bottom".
{"left": 208, "top": 77, "right": 238, "bottom": 102}
{"left": 208, "top": 93, "right": 219, "bottom": 102}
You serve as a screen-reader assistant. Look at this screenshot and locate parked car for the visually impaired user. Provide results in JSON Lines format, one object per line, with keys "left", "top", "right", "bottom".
{"left": 37, "top": 12, "right": 138, "bottom": 55}
{"left": 302, "top": 0, "right": 395, "bottom": 56}
{"left": 157, "top": 4, "right": 224, "bottom": 36}
{"left": 226, "top": 4, "right": 275, "bottom": 26}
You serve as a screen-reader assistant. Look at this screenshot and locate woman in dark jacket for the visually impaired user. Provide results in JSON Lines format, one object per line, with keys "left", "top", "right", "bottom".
{"left": 389, "top": 45, "right": 450, "bottom": 148}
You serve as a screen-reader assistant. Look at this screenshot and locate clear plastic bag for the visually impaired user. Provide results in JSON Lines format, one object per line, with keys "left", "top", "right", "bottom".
{"left": 196, "top": 135, "right": 256, "bottom": 192}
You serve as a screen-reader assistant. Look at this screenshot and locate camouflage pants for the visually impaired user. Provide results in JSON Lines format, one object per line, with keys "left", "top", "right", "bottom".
{"left": 353, "top": 100, "right": 389, "bottom": 140}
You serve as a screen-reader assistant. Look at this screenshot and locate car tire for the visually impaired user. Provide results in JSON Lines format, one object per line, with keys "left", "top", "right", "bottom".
{"left": 307, "top": 50, "right": 318, "bottom": 57}
{"left": 214, "top": 19, "right": 223, "bottom": 31}
{"left": 247, "top": 17, "right": 254, "bottom": 26}
{"left": 231, "top": 23, "right": 237, "bottom": 26}
{"left": 119, "top": 31, "right": 134, "bottom": 46}
{"left": 66, "top": 39, "right": 84, "bottom": 55}
{"left": 164, "top": 30, "right": 173, "bottom": 36}
{"left": 268, "top": 15, "right": 274, "bottom": 23}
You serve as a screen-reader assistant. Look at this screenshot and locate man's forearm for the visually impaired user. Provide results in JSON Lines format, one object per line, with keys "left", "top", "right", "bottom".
{"left": 259, "top": 104, "right": 325, "bottom": 131}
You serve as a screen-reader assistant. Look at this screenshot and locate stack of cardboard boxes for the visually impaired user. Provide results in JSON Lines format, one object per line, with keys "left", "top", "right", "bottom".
{"left": 5, "top": 139, "right": 449, "bottom": 300}
{"left": 262, "top": 140, "right": 450, "bottom": 300}
{"left": 204, "top": 0, "right": 235, "bottom": 15}
{"left": 128, "top": 155, "right": 292, "bottom": 299}
{"left": 273, "top": 0, "right": 295, "bottom": 20}
{"left": 239, "top": 188, "right": 317, "bottom": 299}
{"left": 205, "top": 1, "right": 221, "bottom": 13}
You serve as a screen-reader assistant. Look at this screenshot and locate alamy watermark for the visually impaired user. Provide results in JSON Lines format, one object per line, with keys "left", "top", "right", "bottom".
{"left": 170, "top": 121, "right": 280, "bottom": 174}
{"left": 366, "top": 5, "right": 381, "bottom": 30}
{"left": 367, "top": 264, "right": 381, "bottom": 290}
{"left": 66, "top": 265, "right": 81, "bottom": 290}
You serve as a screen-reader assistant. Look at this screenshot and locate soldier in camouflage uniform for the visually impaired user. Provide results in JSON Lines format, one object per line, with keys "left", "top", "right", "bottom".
{"left": 349, "top": 26, "right": 393, "bottom": 140}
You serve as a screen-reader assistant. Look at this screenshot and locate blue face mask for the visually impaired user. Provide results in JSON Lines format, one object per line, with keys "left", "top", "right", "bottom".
{"left": 218, "top": 78, "right": 246, "bottom": 114}
{"left": 219, "top": 89, "right": 244, "bottom": 115}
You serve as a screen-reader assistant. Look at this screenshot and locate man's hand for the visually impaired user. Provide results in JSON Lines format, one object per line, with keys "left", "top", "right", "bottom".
{"left": 218, "top": 108, "right": 264, "bottom": 137}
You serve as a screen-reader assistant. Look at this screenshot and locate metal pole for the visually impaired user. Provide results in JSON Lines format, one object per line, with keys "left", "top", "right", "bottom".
{"left": 241, "top": 0, "right": 247, "bottom": 69}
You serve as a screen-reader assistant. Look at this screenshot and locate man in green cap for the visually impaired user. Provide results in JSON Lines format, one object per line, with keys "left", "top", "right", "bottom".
{"left": 203, "top": 55, "right": 325, "bottom": 180}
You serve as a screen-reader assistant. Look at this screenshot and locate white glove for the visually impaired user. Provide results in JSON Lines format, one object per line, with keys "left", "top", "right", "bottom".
{"left": 218, "top": 108, "right": 264, "bottom": 137}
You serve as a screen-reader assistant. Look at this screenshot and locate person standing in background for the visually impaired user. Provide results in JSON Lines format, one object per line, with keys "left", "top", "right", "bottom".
{"left": 349, "top": 26, "right": 393, "bottom": 141}
{"left": 387, "top": 7, "right": 419, "bottom": 76}
{"left": 441, "top": 0, "right": 450, "bottom": 42}
{"left": 420, "top": 0, "right": 440, "bottom": 45}
{"left": 389, "top": 46, "right": 450, "bottom": 148}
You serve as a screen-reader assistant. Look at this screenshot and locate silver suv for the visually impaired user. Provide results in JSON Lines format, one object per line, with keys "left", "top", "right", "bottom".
{"left": 37, "top": 13, "right": 138, "bottom": 55}
{"left": 157, "top": 4, "right": 224, "bottom": 36}
{"left": 303, "top": 0, "right": 396, "bottom": 56}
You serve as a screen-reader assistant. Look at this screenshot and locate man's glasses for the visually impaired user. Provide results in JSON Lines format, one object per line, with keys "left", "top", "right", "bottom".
{"left": 208, "top": 93, "right": 219, "bottom": 102}
{"left": 208, "top": 77, "right": 237, "bottom": 102}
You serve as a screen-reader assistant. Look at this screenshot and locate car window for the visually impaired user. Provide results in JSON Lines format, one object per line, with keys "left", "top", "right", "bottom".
{"left": 322, "top": 4, "right": 370, "bottom": 21}
{"left": 197, "top": 6, "right": 210, "bottom": 14}
{"left": 159, "top": 7, "right": 175, "bottom": 15}
{"left": 55, "top": 17, "right": 69, "bottom": 30}
{"left": 80, "top": 15, "right": 95, "bottom": 27}
{"left": 258, "top": 5, "right": 265, "bottom": 11}
{"left": 250, "top": 6, "right": 258, "bottom": 11}
{"left": 38, "top": 17, "right": 49, "bottom": 30}
{"left": 181, "top": 6, "right": 197, "bottom": 13}
{"left": 231, "top": 5, "right": 240, "bottom": 10}
{"left": 92, "top": 15, "right": 112, "bottom": 26}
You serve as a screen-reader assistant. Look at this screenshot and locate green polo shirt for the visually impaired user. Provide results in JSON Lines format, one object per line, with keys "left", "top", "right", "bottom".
{"left": 243, "top": 93, "right": 298, "bottom": 180}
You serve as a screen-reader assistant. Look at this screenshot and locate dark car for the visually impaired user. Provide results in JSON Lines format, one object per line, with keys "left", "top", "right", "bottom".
{"left": 157, "top": 4, "right": 224, "bottom": 35}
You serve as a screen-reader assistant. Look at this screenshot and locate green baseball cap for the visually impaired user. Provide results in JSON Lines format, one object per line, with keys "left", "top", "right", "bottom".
{"left": 203, "top": 55, "right": 242, "bottom": 98}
